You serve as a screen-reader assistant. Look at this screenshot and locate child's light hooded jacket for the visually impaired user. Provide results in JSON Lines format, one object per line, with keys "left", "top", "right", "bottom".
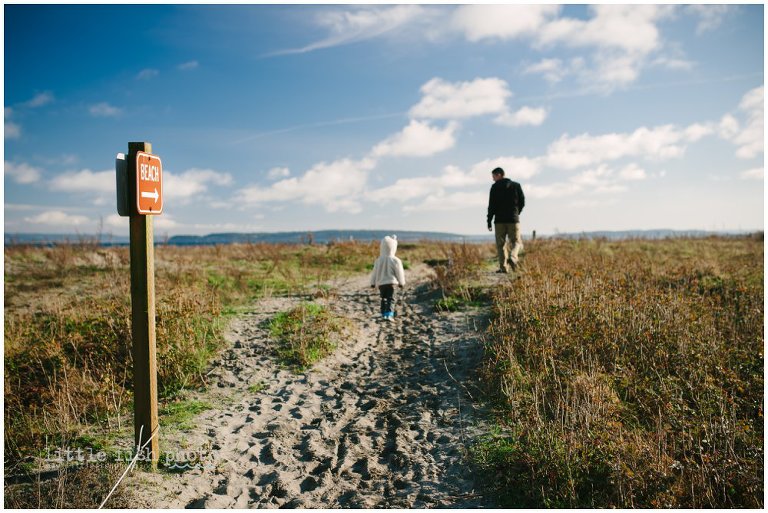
{"left": 370, "top": 235, "right": 406, "bottom": 287}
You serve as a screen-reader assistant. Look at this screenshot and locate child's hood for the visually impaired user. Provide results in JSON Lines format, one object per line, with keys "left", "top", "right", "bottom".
{"left": 379, "top": 235, "right": 398, "bottom": 257}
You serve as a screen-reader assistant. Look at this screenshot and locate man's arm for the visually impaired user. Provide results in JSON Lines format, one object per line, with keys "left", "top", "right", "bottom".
{"left": 487, "top": 189, "right": 495, "bottom": 229}
{"left": 518, "top": 183, "right": 525, "bottom": 214}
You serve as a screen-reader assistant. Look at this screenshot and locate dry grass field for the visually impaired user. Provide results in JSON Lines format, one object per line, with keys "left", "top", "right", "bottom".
{"left": 4, "top": 235, "right": 763, "bottom": 507}
{"left": 475, "top": 235, "right": 764, "bottom": 508}
{"left": 4, "top": 239, "right": 424, "bottom": 507}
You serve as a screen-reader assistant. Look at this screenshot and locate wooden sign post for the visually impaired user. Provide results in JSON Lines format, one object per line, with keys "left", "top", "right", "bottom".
{"left": 127, "top": 141, "right": 161, "bottom": 466}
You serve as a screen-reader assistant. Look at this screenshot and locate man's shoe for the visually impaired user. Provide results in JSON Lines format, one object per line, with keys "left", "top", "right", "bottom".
{"left": 507, "top": 258, "right": 518, "bottom": 271}
{"left": 496, "top": 268, "right": 508, "bottom": 274}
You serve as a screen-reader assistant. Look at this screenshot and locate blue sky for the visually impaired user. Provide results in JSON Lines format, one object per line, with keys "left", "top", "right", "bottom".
{"left": 4, "top": 4, "right": 764, "bottom": 237}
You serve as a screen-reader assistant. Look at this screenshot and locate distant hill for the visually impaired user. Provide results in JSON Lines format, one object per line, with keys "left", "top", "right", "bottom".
{"left": 4, "top": 228, "right": 758, "bottom": 246}
{"left": 546, "top": 229, "right": 755, "bottom": 240}
{"left": 3, "top": 233, "right": 131, "bottom": 245}
{"left": 166, "top": 230, "right": 484, "bottom": 245}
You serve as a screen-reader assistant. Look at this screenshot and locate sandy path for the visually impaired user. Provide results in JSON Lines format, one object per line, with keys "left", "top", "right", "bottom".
{"left": 133, "top": 264, "right": 494, "bottom": 508}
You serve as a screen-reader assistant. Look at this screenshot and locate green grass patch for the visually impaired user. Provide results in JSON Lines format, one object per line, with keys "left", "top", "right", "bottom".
{"left": 248, "top": 381, "right": 268, "bottom": 394}
{"left": 268, "top": 302, "right": 352, "bottom": 371}
{"left": 159, "top": 399, "right": 213, "bottom": 431}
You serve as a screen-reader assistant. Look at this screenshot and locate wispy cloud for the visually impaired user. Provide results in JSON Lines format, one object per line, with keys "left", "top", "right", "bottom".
{"left": 5, "top": 160, "right": 42, "bottom": 184}
{"left": 719, "top": 85, "right": 763, "bottom": 159}
{"left": 367, "top": 156, "right": 541, "bottom": 206}
{"left": 687, "top": 5, "right": 735, "bottom": 34}
{"left": 651, "top": 56, "right": 695, "bottom": 71}
{"left": 24, "top": 210, "right": 90, "bottom": 226}
{"left": 267, "top": 167, "right": 290, "bottom": 180}
{"left": 404, "top": 191, "right": 487, "bottom": 213}
{"left": 50, "top": 168, "right": 113, "bottom": 193}
{"left": 89, "top": 102, "right": 122, "bottom": 118}
{"left": 4, "top": 107, "right": 21, "bottom": 139}
{"left": 268, "top": 5, "right": 428, "bottom": 56}
{"left": 136, "top": 68, "right": 159, "bottom": 80}
{"left": 544, "top": 122, "right": 715, "bottom": 170}
{"left": 455, "top": 5, "right": 679, "bottom": 92}
{"left": 522, "top": 58, "right": 581, "bottom": 84}
{"left": 164, "top": 168, "right": 233, "bottom": 202}
{"left": 232, "top": 111, "right": 405, "bottom": 145}
{"left": 22, "top": 91, "right": 54, "bottom": 108}
{"left": 267, "top": 5, "right": 726, "bottom": 93}
{"left": 740, "top": 167, "right": 763, "bottom": 181}
{"left": 178, "top": 60, "right": 199, "bottom": 71}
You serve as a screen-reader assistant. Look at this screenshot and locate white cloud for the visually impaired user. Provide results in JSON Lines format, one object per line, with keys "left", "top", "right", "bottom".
{"left": 468, "top": 156, "right": 542, "bottom": 182}
{"left": 594, "top": 183, "right": 628, "bottom": 195}
{"left": 105, "top": 214, "right": 126, "bottom": 229}
{"left": 267, "top": 167, "right": 291, "bottom": 180}
{"left": 371, "top": 120, "right": 458, "bottom": 157}
{"left": 164, "top": 168, "right": 233, "bottom": 201}
{"left": 24, "top": 210, "right": 90, "bottom": 226}
{"left": 178, "top": 60, "right": 199, "bottom": 70}
{"left": 719, "top": 114, "right": 740, "bottom": 139}
{"left": 89, "top": 102, "right": 122, "bottom": 118}
{"left": 50, "top": 168, "right": 113, "bottom": 192}
{"left": 523, "top": 182, "right": 582, "bottom": 199}
{"left": 556, "top": 163, "right": 645, "bottom": 197}
{"left": 236, "top": 157, "right": 375, "bottom": 213}
{"left": 570, "top": 198, "right": 619, "bottom": 208}
{"left": 545, "top": 123, "right": 714, "bottom": 170}
{"left": 441, "top": 164, "right": 484, "bottom": 187}
{"left": 651, "top": 56, "right": 695, "bottom": 71}
{"left": 571, "top": 165, "right": 614, "bottom": 186}
{"left": 137, "top": 68, "right": 159, "bottom": 80}
{"left": 523, "top": 58, "right": 568, "bottom": 83}
{"left": 5, "top": 161, "right": 42, "bottom": 184}
{"left": 368, "top": 156, "right": 540, "bottom": 205}
{"left": 718, "top": 86, "right": 763, "bottom": 159}
{"left": 740, "top": 168, "right": 764, "bottom": 181}
{"left": 733, "top": 86, "right": 763, "bottom": 159}
{"left": 684, "top": 122, "right": 715, "bottom": 142}
{"left": 495, "top": 106, "right": 548, "bottom": 127}
{"left": 272, "top": 5, "right": 427, "bottom": 55}
{"left": 687, "top": 5, "right": 734, "bottom": 34}
{"left": 532, "top": 5, "right": 676, "bottom": 91}
{"left": 154, "top": 215, "right": 179, "bottom": 230}
{"left": 618, "top": 163, "right": 648, "bottom": 181}
{"left": 404, "top": 191, "right": 487, "bottom": 212}
{"left": 409, "top": 77, "right": 511, "bottom": 120}
{"left": 538, "top": 5, "right": 671, "bottom": 56}
{"left": 5, "top": 107, "right": 20, "bottom": 139}
{"left": 23, "top": 91, "right": 54, "bottom": 108}
{"left": 450, "top": 5, "right": 676, "bottom": 91}
{"left": 367, "top": 176, "right": 434, "bottom": 203}
{"left": 451, "top": 5, "right": 560, "bottom": 42}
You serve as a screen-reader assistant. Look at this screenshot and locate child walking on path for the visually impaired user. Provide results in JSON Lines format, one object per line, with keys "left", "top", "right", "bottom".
{"left": 370, "top": 235, "right": 406, "bottom": 321}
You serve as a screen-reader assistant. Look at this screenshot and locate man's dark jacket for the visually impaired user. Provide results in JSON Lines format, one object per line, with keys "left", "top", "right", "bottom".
{"left": 487, "top": 178, "right": 525, "bottom": 227}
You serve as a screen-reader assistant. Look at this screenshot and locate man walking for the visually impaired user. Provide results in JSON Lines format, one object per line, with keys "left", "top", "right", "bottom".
{"left": 487, "top": 167, "right": 525, "bottom": 273}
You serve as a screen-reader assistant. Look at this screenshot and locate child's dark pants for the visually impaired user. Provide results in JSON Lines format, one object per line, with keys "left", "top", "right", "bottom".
{"left": 379, "top": 284, "right": 395, "bottom": 315}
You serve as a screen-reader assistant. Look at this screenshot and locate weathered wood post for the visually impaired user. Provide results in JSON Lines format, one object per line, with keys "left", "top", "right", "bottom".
{"left": 127, "top": 141, "right": 161, "bottom": 466}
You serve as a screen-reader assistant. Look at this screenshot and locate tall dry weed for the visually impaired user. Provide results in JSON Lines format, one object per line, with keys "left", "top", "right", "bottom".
{"left": 478, "top": 237, "right": 763, "bottom": 507}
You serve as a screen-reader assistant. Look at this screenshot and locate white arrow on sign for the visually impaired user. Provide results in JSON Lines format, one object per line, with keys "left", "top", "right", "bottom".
{"left": 141, "top": 189, "right": 159, "bottom": 203}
